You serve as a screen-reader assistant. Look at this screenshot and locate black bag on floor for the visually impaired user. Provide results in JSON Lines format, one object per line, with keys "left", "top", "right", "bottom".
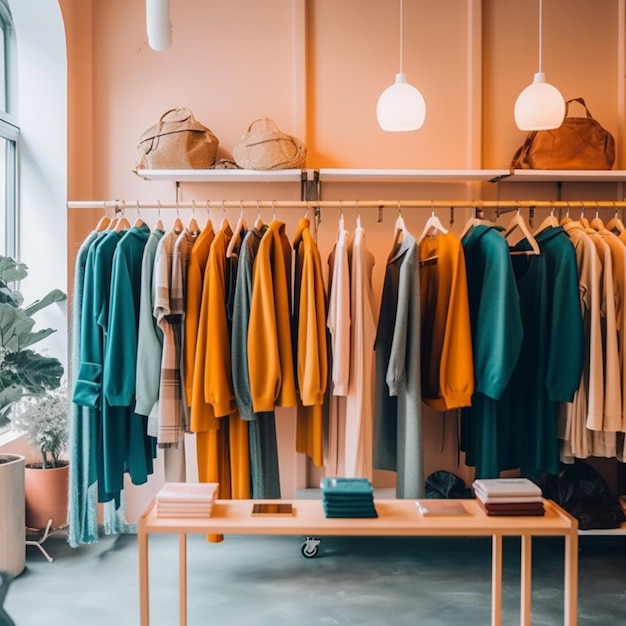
{"left": 544, "top": 460, "right": 626, "bottom": 530}
{"left": 425, "top": 470, "right": 472, "bottom": 499}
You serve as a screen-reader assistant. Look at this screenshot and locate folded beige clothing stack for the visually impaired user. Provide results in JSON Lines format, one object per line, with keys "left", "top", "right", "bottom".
{"left": 472, "top": 478, "right": 545, "bottom": 517}
{"left": 155, "top": 482, "right": 219, "bottom": 518}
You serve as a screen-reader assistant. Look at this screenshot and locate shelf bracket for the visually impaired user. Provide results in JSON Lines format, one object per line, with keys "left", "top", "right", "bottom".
{"left": 301, "top": 170, "right": 320, "bottom": 202}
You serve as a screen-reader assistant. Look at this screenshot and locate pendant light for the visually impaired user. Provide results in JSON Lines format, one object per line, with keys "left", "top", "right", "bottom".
{"left": 376, "top": 0, "right": 426, "bottom": 132}
{"left": 513, "top": 0, "right": 565, "bottom": 131}
{"left": 146, "top": 0, "right": 172, "bottom": 52}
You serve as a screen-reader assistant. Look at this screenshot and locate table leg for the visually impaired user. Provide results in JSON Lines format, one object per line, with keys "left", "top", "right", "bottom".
{"left": 179, "top": 533, "right": 187, "bottom": 626}
{"left": 520, "top": 535, "right": 532, "bottom": 626}
{"left": 564, "top": 530, "right": 578, "bottom": 626}
{"left": 138, "top": 523, "right": 149, "bottom": 626}
{"left": 491, "top": 535, "right": 502, "bottom": 626}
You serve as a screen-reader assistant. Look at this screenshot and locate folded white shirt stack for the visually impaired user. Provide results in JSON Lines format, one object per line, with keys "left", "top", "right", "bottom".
{"left": 472, "top": 478, "right": 544, "bottom": 516}
{"left": 155, "top": 482, "right": 219, "bottom": 518}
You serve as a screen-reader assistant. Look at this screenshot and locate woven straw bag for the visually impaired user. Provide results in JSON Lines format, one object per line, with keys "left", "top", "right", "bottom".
{"left": 233, "top": 117, "right": 306, "bottom": 170}
{"left": 134, "top": 108, "right": 219, "bottom": 170}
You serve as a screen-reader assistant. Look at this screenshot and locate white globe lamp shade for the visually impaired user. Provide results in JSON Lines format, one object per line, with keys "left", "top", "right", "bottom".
{"left": 377, "top": 73, "right": 426, "bottom": 132}
{"left": 147, "top": 0, "right": 172, "bottom": 51}
{"left": 514, "top": 72, "right": 565, "bottom": 131}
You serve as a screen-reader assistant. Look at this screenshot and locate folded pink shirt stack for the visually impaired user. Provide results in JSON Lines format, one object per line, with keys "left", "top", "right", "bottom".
{"left": 472, "top": 478, "right": 545, "bottom": 517}
{"left": 155, "top": 482, "right": 219, "bottom": 518}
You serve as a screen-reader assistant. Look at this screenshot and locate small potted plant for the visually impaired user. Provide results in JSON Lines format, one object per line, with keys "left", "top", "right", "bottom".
{"left": 12, "top": 383, "right": 69, "bottom": 530}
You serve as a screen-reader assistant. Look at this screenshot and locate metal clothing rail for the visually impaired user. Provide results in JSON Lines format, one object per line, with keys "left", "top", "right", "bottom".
{"left": 67, "top": 199, "right": 626, "bottom": 211}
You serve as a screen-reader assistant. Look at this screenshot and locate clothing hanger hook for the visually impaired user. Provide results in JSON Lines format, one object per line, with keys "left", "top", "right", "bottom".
{"left": 271, "top": 200, "right": 276, "bottom": 221}
{"left": 256, "top": 200, "right": 261, "bottom": 220}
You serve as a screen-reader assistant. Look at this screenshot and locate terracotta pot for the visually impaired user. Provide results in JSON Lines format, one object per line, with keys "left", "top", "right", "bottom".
{"left": 24, "top": 460, "right": 69, "bottom": 530}
{"left": 0, "top": 453, "right": 25, "bottom": 577}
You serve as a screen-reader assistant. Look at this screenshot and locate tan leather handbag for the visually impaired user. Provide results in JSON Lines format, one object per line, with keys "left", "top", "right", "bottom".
{"left": 233, "top": 117, "right": 306, "bottom": 170}
{"left": 510, "top": 98, "right": 615, "bottom": 170}
{"left": 134, "top": 108, "right": 219, "bottom": 170}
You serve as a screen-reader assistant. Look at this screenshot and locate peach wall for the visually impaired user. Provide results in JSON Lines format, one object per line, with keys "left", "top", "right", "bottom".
{"left": 61, "top": 0, "right": 626, "bottom": 513}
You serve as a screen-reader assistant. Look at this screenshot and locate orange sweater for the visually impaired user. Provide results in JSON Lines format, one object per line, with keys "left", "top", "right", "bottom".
{"left": 419, "top": 231, "right": 474, "bottom": 410}
{"left": 248, "top": 221, "right": 297, "bottom": 412}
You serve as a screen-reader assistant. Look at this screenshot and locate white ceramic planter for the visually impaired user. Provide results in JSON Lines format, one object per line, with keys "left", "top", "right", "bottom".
{"left": 0, "top": 454, "right": 25, "bottom": 578}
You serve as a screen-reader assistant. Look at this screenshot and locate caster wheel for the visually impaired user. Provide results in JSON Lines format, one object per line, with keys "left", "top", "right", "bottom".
{"left": 300, "top": 540, "right": 320, "bottom": 558}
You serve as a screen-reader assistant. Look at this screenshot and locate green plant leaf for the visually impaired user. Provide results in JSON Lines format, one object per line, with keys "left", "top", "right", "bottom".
{"left": 24, "top": 288, "right": 67, "bottom": 317}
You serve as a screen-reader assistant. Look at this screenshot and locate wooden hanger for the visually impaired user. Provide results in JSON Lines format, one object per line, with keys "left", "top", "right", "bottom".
{"left": 133, "top": 201, "right": 146, "bottom": 228}
{"left": 460, "top": 208, "right": 494, "bottom": 239}
{"left": 226, "top": 203, "right": 247, "bottom": 258}
{"left": 533, "top": 207, "right": 559, "bottom": 236}
{"left": 418, "top": 211, "right": 449, "bottom": 244}
{"left": 154, "top": 201, "right": 164, "bottom": 231}
{"left": 505, "top": 209, "right": 540, "bottom": 255}
{"left": 590, "top": 204, "right": 606, "bottom": 232}
{"left": 254, "top": 201, "right": 264, "bottom": 230}
{"left": 606, "top": 210, "right": 625, "bottom": 235}
{"left": 94, "top": 204, "right": 111, "bottom": 232}
{"left": 112, "top": 201, "right": 130, "bottom": 232}
{"left": 391, "top": 203, "right": 407, "bottom": 249}
{"left": 559, "top": 206, "right": 572, "bottom": 225}
{"left": 187, "top": 201, "right": 201, "bottom": 236}
{"left": 114, "top": 215, "right": 131, "bottom": 232}
{"left": 578, "top": 207, "right": 591, "bottom": 229}
{"left": 219, "top": 201, "right": 230, "bottom": 232}
{"left": 172, "top": 201, "right": 184, "bottom": 234}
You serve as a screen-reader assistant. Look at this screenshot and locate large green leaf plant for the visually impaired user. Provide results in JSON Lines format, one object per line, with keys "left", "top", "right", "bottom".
{"left": 0, "top": 255, "right": 66, "bottom": 429}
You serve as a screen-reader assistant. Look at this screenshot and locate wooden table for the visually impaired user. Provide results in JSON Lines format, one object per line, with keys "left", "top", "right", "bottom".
{"left": 138, "top": 498, "right": 578, "bottom": 626}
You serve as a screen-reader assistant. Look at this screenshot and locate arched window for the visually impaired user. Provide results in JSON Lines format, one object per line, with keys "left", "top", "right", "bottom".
{"left": 0, "top": 0, "right": 18, "bottom": 258}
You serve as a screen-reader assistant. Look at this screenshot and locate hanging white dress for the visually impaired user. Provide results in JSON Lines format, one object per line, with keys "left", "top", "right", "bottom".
{"left": 345, "top": 223, "right": 376, "bottom": 479}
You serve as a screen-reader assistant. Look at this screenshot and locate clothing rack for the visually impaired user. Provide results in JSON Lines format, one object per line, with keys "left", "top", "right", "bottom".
{"left": 67, "top": 199, "right": 626, "bottom": 211}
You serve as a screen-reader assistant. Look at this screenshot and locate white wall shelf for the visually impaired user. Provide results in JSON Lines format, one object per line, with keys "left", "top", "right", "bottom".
{"left": 317, "top": 168, "right": 510, "bottom": 183}
{"left": 503, "top": 170, "right": 626, "bottom": 183}
{"left": 134, "top": 167, "right": 626, "bottom": 185}
{"left": 134, "top": 169, "right": 307, "bottom": 183}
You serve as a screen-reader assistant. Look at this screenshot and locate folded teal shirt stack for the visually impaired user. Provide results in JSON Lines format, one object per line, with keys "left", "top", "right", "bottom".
{"left": 321, "top": 477, "right": 378, "bottom": 518}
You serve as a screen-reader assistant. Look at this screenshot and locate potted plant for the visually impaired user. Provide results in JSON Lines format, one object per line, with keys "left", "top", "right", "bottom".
{"left": 12, "top": 383, "right": 69, "bottom": 530}
{"left": 0, "top": 255, "right": 65, "bottom": 576}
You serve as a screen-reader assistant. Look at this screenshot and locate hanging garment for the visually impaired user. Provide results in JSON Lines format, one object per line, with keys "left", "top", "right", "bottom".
{"left": 373, "top": 229, "right": 423, "bottom": 499}
{"left": 203, "top": 223, "right": 250, "bottom": 499}
{"left": 69, "top": 229, "right": 133, "bottom": 546}
{"left": 172, "top": 228, "right": 197, "bottom": 421}
{"left": 153, "top": 229, "right": 187, "bottom": 447}
{"left": 418, "top": 231, "right": 474, "bottom": 411}
{"left": 293, "top": 217, "right": 328, "bottom": 468}
{"left": 191, "top": 224, "right": 230, "bottom": 491}
{"left": 231, "top": 225, "right": 281, "bottom": 498}
{"left": 324, "top": 225, "right": 349, "bottom": 477}
{"left": 135, "top": 227, "right": 165, "bottom": 420}
{"left": 248, "top": 220, "right": 297, "bottom": 412}
{"left": 596, "top": 229, "right": 626, "bottom": 433}
{"left": 559, "top": 221, "right": 611, "bottom": 460}
{"left": 344, "top": 223, "right": 377, "bottom": 480}
{"left": 68, "top": 230, "right": 103, "bottom": 546}
{"left": 511, "top": 226, "right": 584, "bottom": 477}
{"left": 327, "top": 223, "right": 351, "bottom": 397}
{"left": 73, "top": 229, "right": 123, "bottom": 504}
{"left": 183, "top": 221, "right": 215, "bottom": 411}
{"left": 104, "top": 224, "right": 155, "bottom": 493}
{"left": 501, "top": 227, "right": 583, "bottom": 478}
{"left": 584, "top": 228, "right": 621, "bottom": 436}
{"left": 460, "top": 224, "right": 523, "bottom": 479}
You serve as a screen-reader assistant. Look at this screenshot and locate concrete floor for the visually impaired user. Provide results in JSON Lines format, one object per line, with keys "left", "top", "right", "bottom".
{"left": 4, "top": 529, "right": 626, "bottom": 625}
